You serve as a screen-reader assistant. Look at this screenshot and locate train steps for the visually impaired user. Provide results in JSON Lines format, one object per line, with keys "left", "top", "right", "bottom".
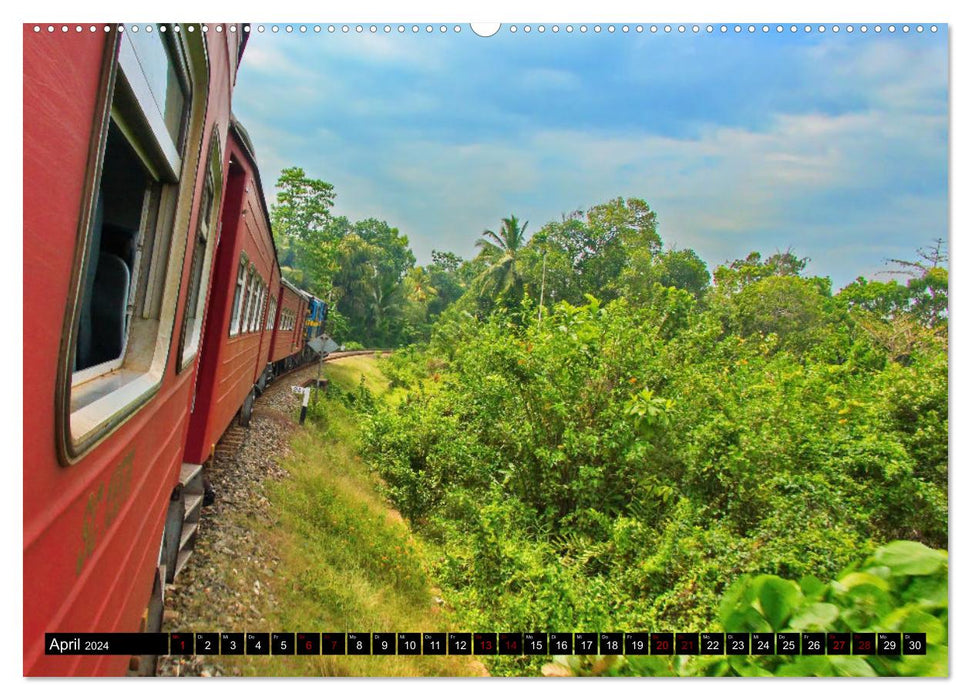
{"left": 161, "top": 463, "right": 206, "bottom": 584}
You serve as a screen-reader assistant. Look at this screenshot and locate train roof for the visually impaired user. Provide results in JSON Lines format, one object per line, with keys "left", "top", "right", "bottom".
{"left": 228, "top": 116, "right": 281, "bottom": 280}
{"left": 280, "top": 276, "right": 313, "bottom": 301}
{"left": 230, "top": 117, "right": 320, "bottom": 306}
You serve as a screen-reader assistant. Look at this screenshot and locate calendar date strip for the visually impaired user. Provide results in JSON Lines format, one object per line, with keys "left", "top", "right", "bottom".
{"left": 46, "top": 631, "right": 927, "bottom": 656}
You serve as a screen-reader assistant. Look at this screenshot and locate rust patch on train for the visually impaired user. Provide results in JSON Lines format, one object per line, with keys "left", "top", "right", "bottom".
{"left": 75, "top": 449, "right": 135, "bottom": 576}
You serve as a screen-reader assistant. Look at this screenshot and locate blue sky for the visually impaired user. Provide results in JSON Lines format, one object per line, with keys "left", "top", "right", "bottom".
{"left": 231, "top": 24, "right": 948, "bottom": 289}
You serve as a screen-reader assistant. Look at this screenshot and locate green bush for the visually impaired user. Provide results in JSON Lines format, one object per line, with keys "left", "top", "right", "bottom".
{"left": 359, "top": 279, "right": 947, "bottom": 677}
{"left": 547, "top": 540, "right": 947, "bottom": 677}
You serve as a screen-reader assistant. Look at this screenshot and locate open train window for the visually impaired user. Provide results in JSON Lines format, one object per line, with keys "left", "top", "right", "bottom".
{"left": 246, "top": 274, "right": 264, "bottom": 334}
{"left": 267, "top": 296, "right": 277, "bottom": 331}
{"left": 250, "top": 283, "right": 260, "bottom": 332}
{"left": 177, "top": 136, "right": 222, "bottom": 371}
{"left": 256, "top": 283, "right": 267, "bottom": 331}
{"left": 60, "top": 26, "right": 206, "bottom": 459}
{"left": 230, "top": 259, "right": 247, "bottom": 336}
{"left": 244, "top": 277, "right": 255, "bottom": 333}
{"left": 242, "top": 269, "right": 255, "bottom": 333}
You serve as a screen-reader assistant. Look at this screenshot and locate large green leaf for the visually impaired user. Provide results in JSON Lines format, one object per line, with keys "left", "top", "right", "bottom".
{"left": 789, "top": 602, "right": 840, "bottom": 630}
{"left": 799, "top": 574, "right": 827, "bottom": 599}
{"left": 756, "top": 576, "right": 803, "bottom": 631}
{"left": 900, "top": 573, "right": 948, "bottom": 607}
{"left": 837, "top": 571, "right": 890, "bottom": 592}
{"left": 869, "top": 541, "right": 946, "bottom": 576}
{"left": 828, "top": 656, "right": 878, "bottom": 677}
{"left": 838, "top": 584, "right": 893, "bottom": 629}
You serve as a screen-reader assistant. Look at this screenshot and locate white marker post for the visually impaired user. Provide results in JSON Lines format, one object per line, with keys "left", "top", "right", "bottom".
{"left": 292, "top": 385, "right": 312, "bottom": 424}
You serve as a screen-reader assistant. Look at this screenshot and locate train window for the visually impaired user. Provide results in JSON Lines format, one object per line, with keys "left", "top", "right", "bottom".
{"left": 230, "top": 260, "right": 246, "bottom": 336}
{"left": 255, "top": 280, "right": 266, "bottom": 331}
{"left": 177, "top": 136, "right": 222, "bottom": 371}
{"left": 243, "top": 268, "right": 255, "bottom": 333}
{"left": 120, "top": 26, "right": 188, "bottom": 174}
{"left": 259, "top": 285, "right": 268, "bottom": 329}
{"left": 249, "top": 280, "right": 261, "bottom": 332}
{"left": 267, "top": 296, "right": 277, "bottom": 331}
{"left": 253, "top": 278, "right": 262, "bottom": 331}
{"left": 260, "top": 285, "right": 267, "bottom": 328}
{"left": 246, "top": 274, "right": 253, "bottom": 330}
{"left": 71, "top": 122, "right": 148, "bottom": 377}
{"left": 243, "top": 271, "right": 257, "bottom": 333}
{"left": 62, "top": 26, "right": 207, "bottom": 457}
{"left": 250, "top": 277, "right": 259, "bottom": 332}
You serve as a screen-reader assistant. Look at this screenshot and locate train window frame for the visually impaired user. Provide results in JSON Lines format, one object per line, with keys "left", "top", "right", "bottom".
{"left": 177, "top": 134, "right": 223, "bottom": 372}
{"left": 57, "top": 26, "right": 211, "bottom": 462}
{"left": 242, "top": 268, "right": 256, "bottom": 334}
{"left": 242, "top": 266, "right": 253, "bottom": 333}
{"left": 267, "top": 296, "right": 277, "bottom": 331}
{"left": 257, "top": 283, "right": 267, "bottom": 330}
{"left": 251, "top": 283, "right": 261, "bottom": 332}
{"left": 252, "top": 276, "right": 264, "bottom": 332}
{"left": 230, "top": 257, "right": 247, "bottom": 336}
{"left": 251, "top": 280, "right": 259, "bottom": 332}
{"left": 117, "top": 25, "right": 189, "bottom": 179}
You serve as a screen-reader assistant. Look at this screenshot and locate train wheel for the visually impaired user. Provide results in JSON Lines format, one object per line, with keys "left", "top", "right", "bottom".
{"left": 239, "top": 389, "right": 256, "bottom": 427}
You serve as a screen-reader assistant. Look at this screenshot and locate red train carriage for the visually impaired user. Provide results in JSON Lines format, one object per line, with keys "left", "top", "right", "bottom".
{"left": 268, "top": 278, "right": 310, "bottom": 374}
{"left": 182, "top": 119, "right": 279, "bottom": 466}
{"left": 23, "top": 24, "right": 244, "bottom": 676}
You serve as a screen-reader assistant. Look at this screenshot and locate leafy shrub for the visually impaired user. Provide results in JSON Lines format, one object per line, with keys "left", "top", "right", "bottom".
{"left": 545, "top": 540, "right": 947, "bottom": 677}
{"left": 359, "top": 280, "right": 947, "bottom": 677}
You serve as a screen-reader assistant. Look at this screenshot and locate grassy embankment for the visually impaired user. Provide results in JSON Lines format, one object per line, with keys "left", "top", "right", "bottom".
{"left": 223, "top": 355, "right": 481, "bottom": 676}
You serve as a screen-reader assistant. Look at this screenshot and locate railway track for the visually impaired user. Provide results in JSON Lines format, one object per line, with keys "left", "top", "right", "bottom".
{"left": 158, "top": 363, "right": 321, "bottom": 676}
{"left": 268, "top": 349, "right": 392, "bottom": 386}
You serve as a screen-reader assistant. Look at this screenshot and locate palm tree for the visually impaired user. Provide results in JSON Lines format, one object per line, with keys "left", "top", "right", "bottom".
{"left": 366, "top": 274, "right": 405, "bottom": 345}
{"left": 475, "top": 215, "right": 528, "bottom": 301}
{"left": 404, "top": 266, "right": 438, "bottom": 305}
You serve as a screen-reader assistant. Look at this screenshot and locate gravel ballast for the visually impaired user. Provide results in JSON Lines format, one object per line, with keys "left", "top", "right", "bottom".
{"left": 158, "top": 363, "right": 324, "bottom": 677}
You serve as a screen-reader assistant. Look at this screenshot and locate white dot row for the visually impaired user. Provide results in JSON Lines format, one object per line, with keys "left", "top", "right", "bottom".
{"left": 32, "top": 23, "right": 941, "bottom": 35}
{"left": 32, "top": 24, "right": 239, "bottom": 34}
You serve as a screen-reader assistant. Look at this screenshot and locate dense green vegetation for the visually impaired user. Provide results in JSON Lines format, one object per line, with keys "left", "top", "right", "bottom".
{"left": 272, "top": 165, "right": 947, "bottom": 676}
{"left": 547, "top": 540, "right": 947, "bottom": 676}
